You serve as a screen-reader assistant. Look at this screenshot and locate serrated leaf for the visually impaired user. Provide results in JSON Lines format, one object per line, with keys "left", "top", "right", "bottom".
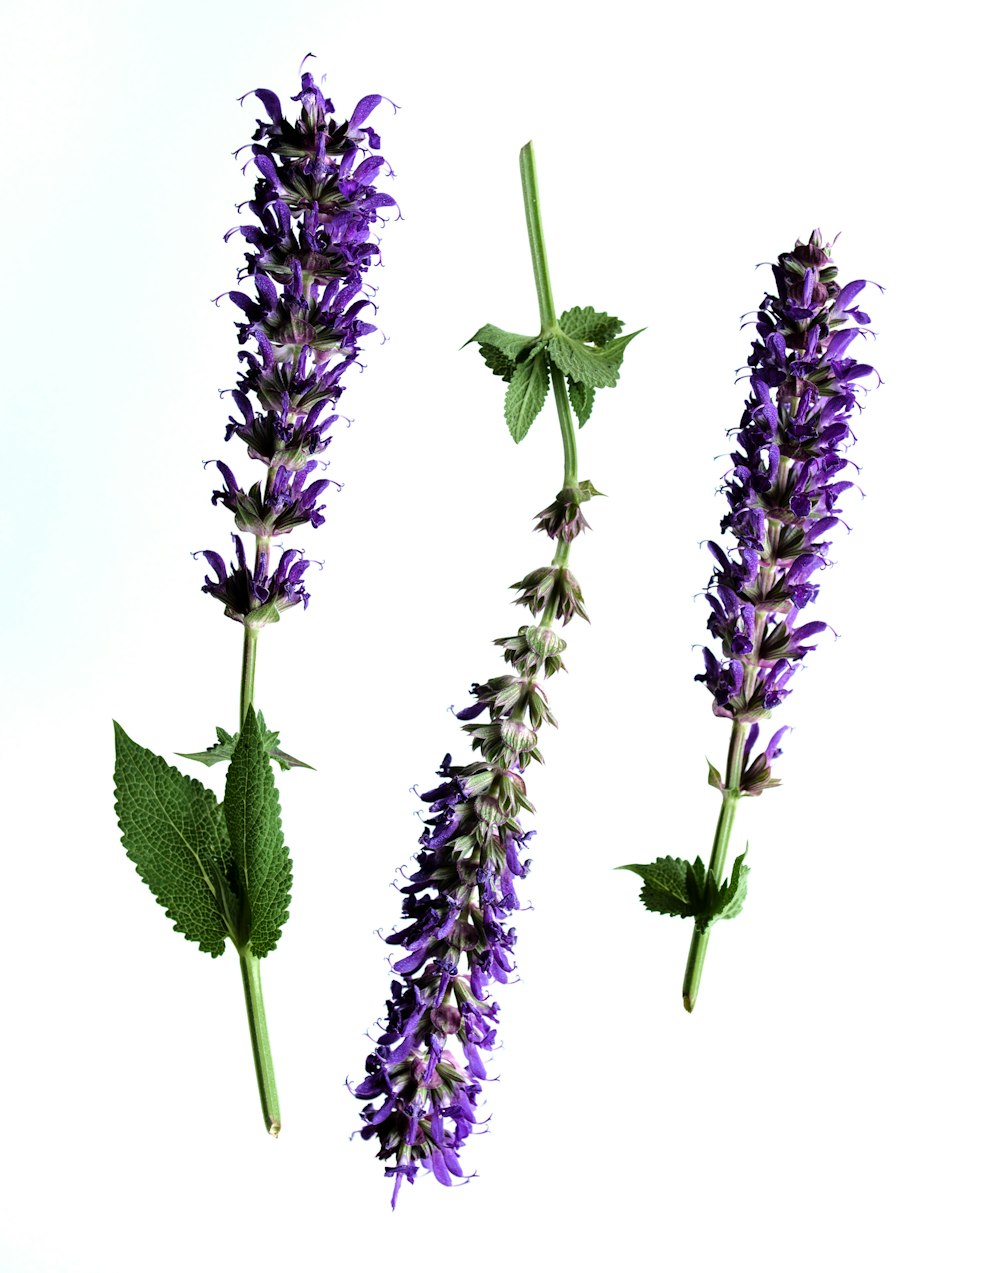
{"left": 617, "top": 855, "right": 703, "bottom": 918}
{"left": 178, "top": 710, "right": 313, "bottom": 771}
{"left": 547, "top": 334, "right": 610, "bottom": 388}
{"left": 688, "top": 856, "right": 708, "bottom": 894}
{"left": 504, "top": 354, "right": 550, "bottom": 443}
{"left": 176, "top": 740, "right": 234, "bottom": 767}
{"left": 567, "top": 377, "right": 596, "bottom": 426}
{"left": 270, "top": 746, "right": 314, "bottom": 773}
{"left": 558, "top": 306, "right": 623, "bottom": 346}
{"left": 224, "top": 708, "right": 292, "bottom": 956}
{"left": 711, "top": 851, "right": 750, "bottom": 923}
{"left": 549, "top": 329, "right": 644, "bottom": 389}
{"left": 114, "top": 722, "right": 239, "bottom": 956}
{"left": 466, "top": 323, "right": 537, "bottom": 361}
{"left": 479, "top": 343, "right": 516, "bottom": 382}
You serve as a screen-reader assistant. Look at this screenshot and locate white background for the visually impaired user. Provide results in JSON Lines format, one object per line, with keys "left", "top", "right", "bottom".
{"left": 1, "top": 1, "right": 996, "bottom": 1270}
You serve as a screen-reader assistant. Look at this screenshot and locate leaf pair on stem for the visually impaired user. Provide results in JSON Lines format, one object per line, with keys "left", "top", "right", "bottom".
{"left": 618, "top": 852, "right": 749, "bottom": 932}
{"left": 469, "top": 305, "right": 642, "bottom": 442}
{"left": 113, "top": 710, "right": 292, "bottom": 963}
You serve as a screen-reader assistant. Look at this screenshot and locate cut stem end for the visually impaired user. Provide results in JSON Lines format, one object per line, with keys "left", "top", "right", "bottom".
{"left": 239, "top": 949, "right": 282, "bottom": 1137}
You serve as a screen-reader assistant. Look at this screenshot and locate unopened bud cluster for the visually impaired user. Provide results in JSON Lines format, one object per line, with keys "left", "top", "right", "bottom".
{"left": 533, "top": 478, "right": 602, "bottom": 542}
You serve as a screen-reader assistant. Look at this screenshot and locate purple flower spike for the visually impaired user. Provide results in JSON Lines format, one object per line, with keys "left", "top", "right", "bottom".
{"left": 356, "top": 622, "right": 572, "bottom": 1200}
{"left": 356, "top": 748, "right": 535, "bottom": 1198}
{"left": 202, "top": 67, "right": 394, "bottom": 624}
{"left": 623, "top": 231, "right": 880, "bottom": 1013}
{"left": 644, "top": 231, "right": 883, "bottom": 1014}
{"left": 697, "top": 229, "right": 877, "bottom": 768}
{"left": 354, "top": 137, "right": 637, "bottom": 1202}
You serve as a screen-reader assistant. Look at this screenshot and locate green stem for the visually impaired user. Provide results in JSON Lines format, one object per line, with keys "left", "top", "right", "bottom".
{"left": 239, "top": 949, "right": 281, "bottom": 1136}
{"left": 519, "top": 141, "right": 579, "bottom": 505}
{"left": 519, "top": 141, "right": 558, "bottom": 333}
{"left": 551, "top": 368, "right": 578, "bottom": 489}
{"left": 236, "top": 474, "right": 280, "bottom": 1131}
{"left": 682, "top": 721, "right": 746, "bottom": 1012}
{"left": 239, "top": 626, "right": 258, "bottom": 726}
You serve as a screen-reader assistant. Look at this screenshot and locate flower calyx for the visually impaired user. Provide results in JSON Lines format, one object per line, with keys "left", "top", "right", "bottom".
{"left": 511, "top": 565, "right": 589, "bottom": 625}
{"left": 494, "top": 625, "right": 567, "bottom": 678}
{"left": 533, "top": 479, "right": 604, "bottom": 542}
{"left": 454, "top": 677, "right": 557, "bottom": 730}
{"left": 199, "top": 534, "right": 309, "bottom": 625}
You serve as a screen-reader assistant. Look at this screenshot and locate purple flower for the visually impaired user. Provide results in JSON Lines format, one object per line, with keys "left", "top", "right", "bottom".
{"left": 211, "top": 460, "right": 331, "bottom": 535}
{"left": 695, "top": 230, "right": 878, "bottom": 787}
{"left": 198, "top": 534, "right": 310, "bottom": 625}
{"left": 355, "top": 625, "right": 572, "bottom": 1206}
{"left": 203, "top": 67, "right": 394, "bottom": 623}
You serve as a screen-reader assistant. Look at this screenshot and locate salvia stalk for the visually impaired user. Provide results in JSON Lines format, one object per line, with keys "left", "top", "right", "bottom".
{"left": 620, "top": 230, "right": 878, "bottom": 1011}
{"left": 353, "top": 142, "right": 640, "bottom": 1205}
{"left": 113, "top": 65, "right": 395, "bottom": 1133}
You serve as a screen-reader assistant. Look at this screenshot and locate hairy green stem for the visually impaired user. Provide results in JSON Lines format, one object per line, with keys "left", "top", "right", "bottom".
{"left": 239, "top": 949, "right": 281, "bottom": 1136}
{"left": 236, "top": 469, "right": 280, "bottom": 1131}
{"left": 519, "top": 141, "right": 558, "bottom": 334}
{"left": 551, "top": 368, "right": 579, "bottom": 489}
{"left": 239, "top": 627, "right": 258, "bottom": 725}
{"left": 682, "top": 720, "right": 746, "bottom": 1012}
{"left": 519, "top": 139, "right": 579, "bottom": 535}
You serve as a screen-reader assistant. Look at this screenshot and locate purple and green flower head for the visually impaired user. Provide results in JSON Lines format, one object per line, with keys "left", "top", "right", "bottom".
{"left": 113, "top": 64, "right": 394, "bottom": 1139}
{"left": 200, "top": 64, "right": 396, "bottom": 626}
{"left": 354, "top": 142, "right": 639, "bottom": 1204}
{"left": 621, "top": 230, "right": 879, "bottom": 1011}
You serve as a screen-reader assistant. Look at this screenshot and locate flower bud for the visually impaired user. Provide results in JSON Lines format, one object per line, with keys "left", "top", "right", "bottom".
{"left": 430, "top": 1004, "right": 462, "bottom": 1034}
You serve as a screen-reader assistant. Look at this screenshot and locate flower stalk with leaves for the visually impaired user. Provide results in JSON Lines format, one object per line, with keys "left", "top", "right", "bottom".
{"left": 620, "top": 230, "right": 877, "bottom": 1011}
{"left": 112, "top": 66, "right": 394, "bottom": 1134}
{"left": 354, "top": 142, "right": 639, "bottom": 1205}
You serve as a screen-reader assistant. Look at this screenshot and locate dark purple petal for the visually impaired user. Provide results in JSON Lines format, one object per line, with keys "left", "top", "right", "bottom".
{"left": 835, "top": 279, "right": 867, "bottom": 310}
{"left": 250, "top": 87, "right": 283, "bottom": 124}
{"left": 348, "top": 94, "right": 383, "bottom": 130}
{"left": 253, "top": 152, "right": 281, "bottom": 188}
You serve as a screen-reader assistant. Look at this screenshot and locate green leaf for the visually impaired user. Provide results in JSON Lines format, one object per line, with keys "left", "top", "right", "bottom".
{"left": 707, "top": 759, "right": 724, "bottom": 791}
{"left": 549, "top": 329, "right": 644, "bottom": 390}
{"left": 479, "top": 343, "right": 516, "bottom": 382}
{"left": 617, "top": 855, "right": 703, "bottom": 918}
{"left": 620, "top": 849, "right": 749, "bottom": 929}
{"left": 224, "top": 708, "right": 292, "bottom": 956}
{"left": 113, "top": 722, "right": 238, "bottom": 956}
{"left": 558, "top": 306, "right": 623, "bottom": 346}
{"left": 567, "top": 377, "right": 595, "bottom": 426}
{"left": 176, "top": 725, "right": 236, "bottom": 768}
{"left": 708, "top": 851, "right": 750, "bottom": 923}
{"left": 547, "top": 334, "right": 608, "bottom": 387}
{"left": 504, "top": 354, "right": 550, "bottom": 443}
{"left": 269, "top": 746, "right": 314, "bottom": 773}
{"left": 466, "top": 323, "right": 537, "bottom": 361}
{"left": 178, "top": 710, "right": 313, "bottom": 772}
